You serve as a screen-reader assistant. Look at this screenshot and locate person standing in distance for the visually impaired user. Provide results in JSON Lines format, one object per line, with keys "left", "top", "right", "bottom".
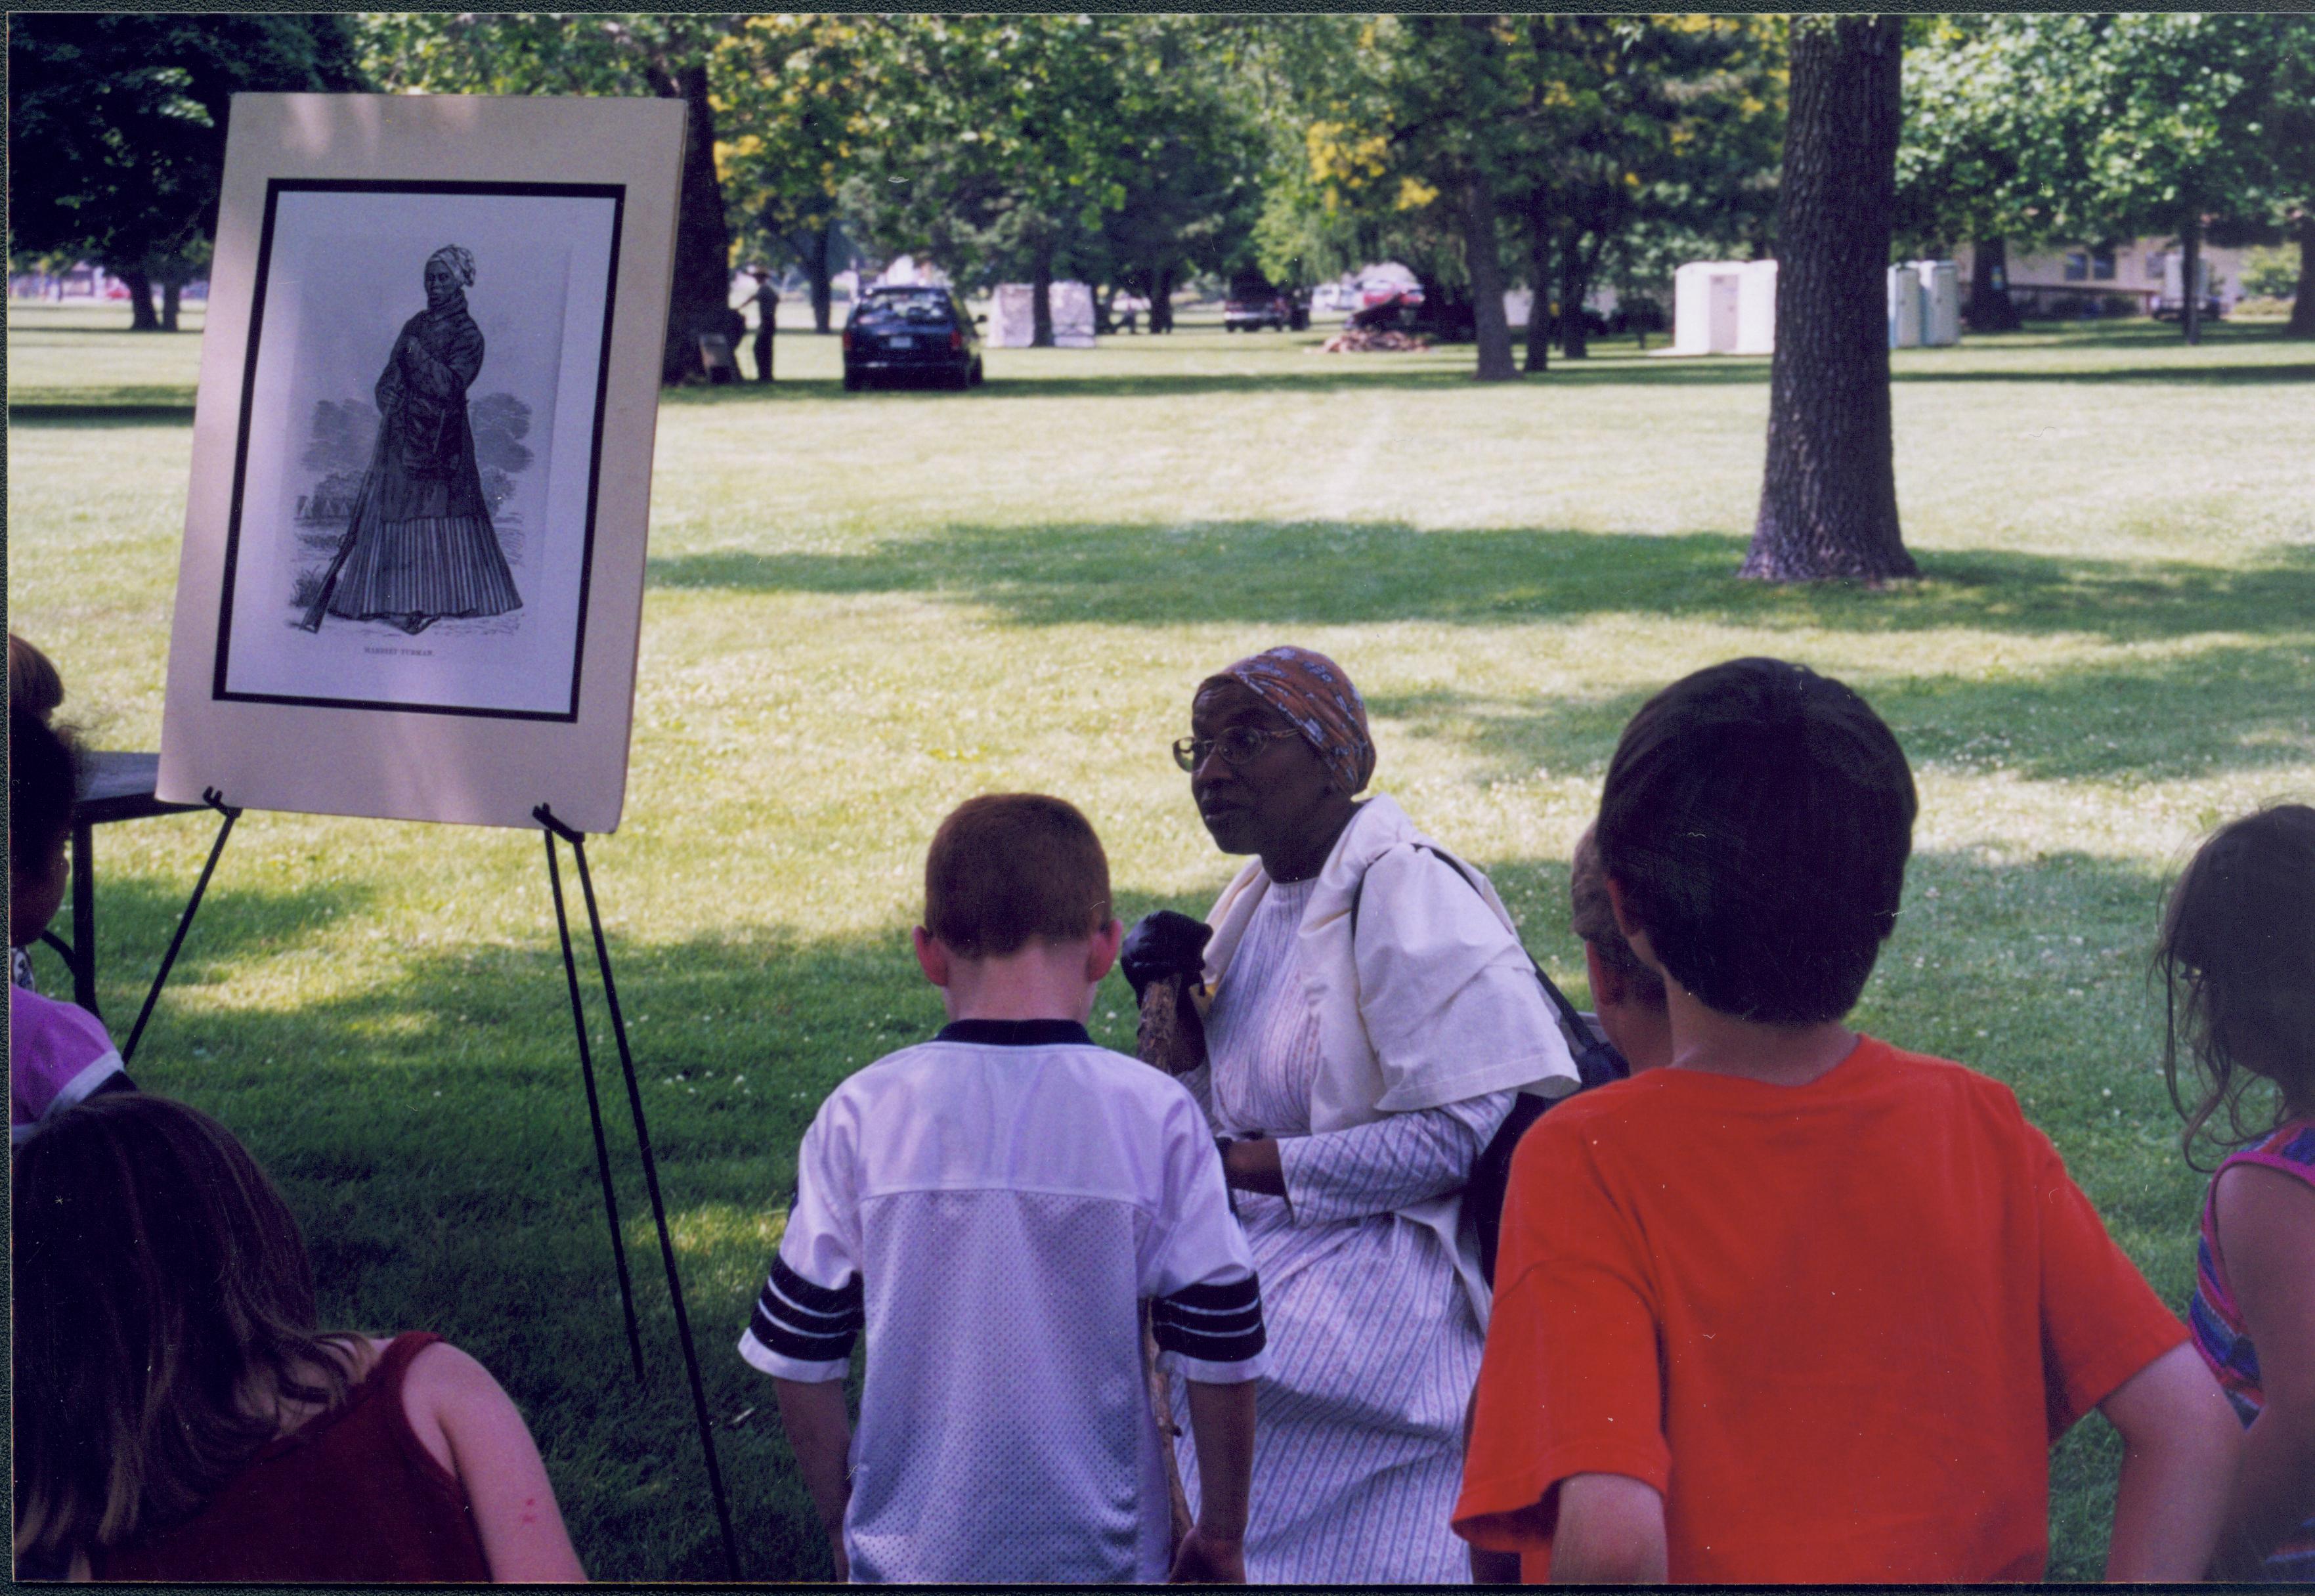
{"left": 750, "top": 267, "right": 779, "bottom": 385}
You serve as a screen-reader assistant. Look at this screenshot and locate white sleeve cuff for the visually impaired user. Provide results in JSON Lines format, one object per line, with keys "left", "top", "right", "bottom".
{"left": 1161, "top": 1347, "right": 1270, "bottom": 1385}
{"left": 738, "top": 1329, "right": 848, "bottom": 1383}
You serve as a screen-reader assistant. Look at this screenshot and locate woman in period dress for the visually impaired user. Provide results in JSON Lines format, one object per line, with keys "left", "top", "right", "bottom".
{"left": 1137, "top": 645, "right": 1578, "bottom": 1582}
{"left": 302, "top": 245, "right": 521, "bottom": 636}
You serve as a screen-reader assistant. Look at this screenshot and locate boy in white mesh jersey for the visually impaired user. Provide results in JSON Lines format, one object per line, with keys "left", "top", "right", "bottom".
{"left": 743, "top": 794, "right": 1265, "bottom": 1583}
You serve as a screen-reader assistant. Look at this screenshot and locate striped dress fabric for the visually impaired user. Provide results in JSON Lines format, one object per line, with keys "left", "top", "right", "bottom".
{"left": 1175, "top": 876, "right": 1511, "bottom": 1584}
{"left": 2189, "top": 1118, "right": 2315, "bottom": 1582}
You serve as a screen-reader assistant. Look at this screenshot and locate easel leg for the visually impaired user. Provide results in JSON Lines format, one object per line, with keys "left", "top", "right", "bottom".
{"left": 121, "top": 790, "right": 242, "bottom": 1067}
{"left": 544, "top": 830, "right": 650, "bottom": 1388}
{"left": 70, "top": 817, "right": 98, "bottom": 1016}
{"left": 536, "top": 808, "right": 744, "bottom": 1581}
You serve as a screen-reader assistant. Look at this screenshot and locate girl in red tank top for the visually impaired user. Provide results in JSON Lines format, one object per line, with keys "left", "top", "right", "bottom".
{"left": 2160, "top": 803, "right": 2315, "bottom": 1582}
{"left": 13, "top": 1093, "right": 585, "bottom": 1582}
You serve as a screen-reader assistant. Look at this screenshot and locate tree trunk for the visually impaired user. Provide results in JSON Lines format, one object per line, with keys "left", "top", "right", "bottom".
{"left": 1967, "top": 236, "right": 2020, "bottom": 332}
{"left": 1150, "top": 264, "right": 1175, "bottom": 334}
{"left": 2289, "top": 212, "right": 2315, "bottom": 339}
{"left": 1523, "top": 199, "right": 1551, "bottom": 374}
{"left": 1030, "top": 243, "right": 1055, "bottom": 349}
{"left": 1742, "top": 14, "right": 1915, "bottom": 584}
{"left": 121, "top": 267, "right": 159, "bottom": 332}
{"left": 660, "top": 60, "right": 736, "bottom": 385}
{"left": 1558, "top": 248, "right": 1590, "bottom": 359}
{"left": 2181, "top": 211, "right": 2204, "bottom": 347}
{"left": 809, "top": 224, "right": 836, "bottom": 334}
{"left": 160, "top": 277, "right": 182, "bottom": 333}
{"left": 1463, "top": 175, "right": 1518, "bottom": 381}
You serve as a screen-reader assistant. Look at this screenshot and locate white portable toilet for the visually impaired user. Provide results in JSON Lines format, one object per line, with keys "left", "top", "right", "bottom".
{"left": 1915, "top": 260, "right": 1961, "bottom": 345}
{"left": 1887, "top": 264, "right": 1924, "bottom": 348}
{"left": 1676, "top": 262, "right": 1737, "bottom": 353}
{"left": 985, "top": 284, "right": 1037, "bottom": 347}
{"left": 1676, "top": 260, "right": 1777, "bottom": 355}
{"left": 1050, "top": 280, "right": 1096, "bottom": 348}
{"left": 1734, "top": 260, "right": 1777, "bottom": 353}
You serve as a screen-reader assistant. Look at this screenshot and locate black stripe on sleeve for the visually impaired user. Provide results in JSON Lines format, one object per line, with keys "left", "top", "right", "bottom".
{"left": 1162, "top": 1276, "right": 1263, "bottom": 1312}
{"left": 1152, "top": 1273, "right": 1266, "bottom": 1362}
{"left": 746, "top": 1258, "right": 864, "bottom": 1364}
{"left": 770, "top": 1255, "right": 864, "bottom": 1316}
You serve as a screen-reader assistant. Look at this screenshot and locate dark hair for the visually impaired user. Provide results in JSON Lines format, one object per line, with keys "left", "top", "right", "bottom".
{"left": 2158, "top": 802, "right": 2315, "bottom": 1168}
{"left": 13, "top": 1094, "right": 355, "bottom": 1561}
{"left": 11, "top": 704, "right": 81, "bottom": 881}
{"left": 1570, "top": 824, "right": 1667, "bottom": 1012}
{"left": 924, "top": 794, "right": 1112, "bottom": 959}
{"left": 10, "top": 632, "right": 66, "bottom": 721}
{"left": 1596, "top": 658, "right": 1916, "bottom": 1024}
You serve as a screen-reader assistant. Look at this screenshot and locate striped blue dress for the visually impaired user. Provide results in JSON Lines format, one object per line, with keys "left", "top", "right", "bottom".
{"left": 1173, "top": 875, "right": 1510, "bottom": 1583}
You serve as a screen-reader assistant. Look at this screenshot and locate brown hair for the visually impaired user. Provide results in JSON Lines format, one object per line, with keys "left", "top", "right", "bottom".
{"left": 9, "top": 632, "right": 65, "bottom": 722}
{"left": 1597, "top": 658, "right": 1915, "bottom": 1024}
{"left": 2158, "top": 802, "right": 2315, "bottom": 1169}
{"left": 1570, "top": 824, "right": 1666, "bottom": 1011}
{"left": 924, "top": 793, "right": 1111, "bottom": 959}
{"left": 12, "top": 1094, "right": 356, "bottom": 1561}
{"left": 11, "top": 704, "right": 83, "bottom": 882}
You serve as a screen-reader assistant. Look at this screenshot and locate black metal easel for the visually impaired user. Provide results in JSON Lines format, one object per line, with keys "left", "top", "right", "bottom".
{"left": 534, "top": 804, "right": 741, "bottom": 1582}
{"left": 89, "top": 794, "right": 743, "bottom": 1580}
{"left": 118, "top": 788, "right": 242, "bottom": 1066}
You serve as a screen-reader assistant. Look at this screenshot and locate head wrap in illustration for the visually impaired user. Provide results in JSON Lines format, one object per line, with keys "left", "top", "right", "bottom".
{"left": 426, "top": 244, "right": 477, "bottom": 288}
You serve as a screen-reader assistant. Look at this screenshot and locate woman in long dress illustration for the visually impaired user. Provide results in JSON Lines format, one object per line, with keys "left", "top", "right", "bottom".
{"left": 301, "top": 245, "right": 522, "bottom": 636}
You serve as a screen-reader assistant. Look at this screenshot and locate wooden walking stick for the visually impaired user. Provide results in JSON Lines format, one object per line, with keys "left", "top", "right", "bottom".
{"left": 1136, "top": 968, "right": 1208, "bottom": 1559}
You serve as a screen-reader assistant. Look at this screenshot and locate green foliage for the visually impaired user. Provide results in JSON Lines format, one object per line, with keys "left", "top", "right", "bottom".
{"left": 8, "top": 15, "right": 365, "bottom": 285}
{"left": 1900, "top": 14, "right": 2315, "bottom": 253}
{"left": 836, "top": 17, "right": 1152, "bottom": 291}
{"left": 354, "top": 12, "right": 725, "bottom": 98}
{"left": 1247, "top": 16, "right": 1781, "bottom": 336}
{"left": 715, "top": 18, "right": 873, "bottom": 286}
{"left": 2240, "top": 246, "right": 2301, "bottom": 302}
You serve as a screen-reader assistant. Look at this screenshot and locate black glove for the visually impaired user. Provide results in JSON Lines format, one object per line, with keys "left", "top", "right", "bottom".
{"left": 1119, "top": 911, "right": 1213, "bottom": 1004}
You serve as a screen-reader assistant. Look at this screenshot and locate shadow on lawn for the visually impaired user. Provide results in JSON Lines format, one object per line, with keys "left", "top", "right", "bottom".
{"left": 660, "top": 353, "right": 2306, "bottom": 406}
{"left": 6, "top": 399, "right": 197, "bottom": 421}
{"left": 1368, "top": 634, "right": 2314, "bottom": 787}
{"left": 647, "top": 520, "right": 2315, "bottom": 649}
{"left": 37, "top": 873, "right": 380, "bottom": 1029}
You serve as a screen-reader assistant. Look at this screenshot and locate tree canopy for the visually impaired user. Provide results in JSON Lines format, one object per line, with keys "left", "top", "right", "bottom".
{"left": 9, "top": 14, "right": 366, "bottom": 329}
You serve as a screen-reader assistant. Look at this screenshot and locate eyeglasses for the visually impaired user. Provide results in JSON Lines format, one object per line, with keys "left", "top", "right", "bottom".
{"left": 1172, "top": 726, "right": 1300, "bottom": 773}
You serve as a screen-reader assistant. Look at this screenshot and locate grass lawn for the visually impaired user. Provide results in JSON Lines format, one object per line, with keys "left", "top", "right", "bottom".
{"left": 9, "top": 297, "right": 2312, "bottom": 1578}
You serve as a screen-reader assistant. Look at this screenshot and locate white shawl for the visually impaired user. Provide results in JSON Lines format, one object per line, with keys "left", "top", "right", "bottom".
{"left": 1201, "top": 794, "right": 1578, "bottom": 1320}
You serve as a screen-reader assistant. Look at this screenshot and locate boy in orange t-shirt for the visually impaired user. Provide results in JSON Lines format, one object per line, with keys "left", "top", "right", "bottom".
{"left": 1453, "top": 658, "right": 2241, "bottom": 1584}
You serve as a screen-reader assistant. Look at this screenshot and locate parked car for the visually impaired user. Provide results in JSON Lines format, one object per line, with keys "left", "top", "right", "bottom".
{"left": 842, "top": 285, "right": 983, "bottom": 391}
{"left": 1223, "top": 287, "right": 1293, "bottom": 332}
{"left": 1357, "top": 281, "right": 1424, "bottom": 310}
{"left": 2151, "top": 294, "right": 2224, "bottom": 324}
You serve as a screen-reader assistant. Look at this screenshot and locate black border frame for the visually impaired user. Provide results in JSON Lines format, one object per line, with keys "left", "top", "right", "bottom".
{"left": 211, "top": 178, "right": 627, "bottom": 723}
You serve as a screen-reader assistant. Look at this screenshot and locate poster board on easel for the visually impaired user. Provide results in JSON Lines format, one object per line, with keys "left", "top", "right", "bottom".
{"left": 158, "top": 93, "right": 685, "bottom": 833}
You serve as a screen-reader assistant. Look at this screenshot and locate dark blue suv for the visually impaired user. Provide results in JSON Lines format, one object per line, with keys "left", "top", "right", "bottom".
{"left": 842, "top": 286, "right": 984, "bottom": 391}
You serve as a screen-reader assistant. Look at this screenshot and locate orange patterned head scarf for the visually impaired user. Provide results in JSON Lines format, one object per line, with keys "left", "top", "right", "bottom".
{"left": 1202, "top": 645, "right": 1375, "bottom": 796}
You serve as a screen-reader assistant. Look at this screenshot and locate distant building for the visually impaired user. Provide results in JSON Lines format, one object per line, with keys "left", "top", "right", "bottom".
{"left": 1957, "top": 237, "right": 2249, "bottom": 318}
